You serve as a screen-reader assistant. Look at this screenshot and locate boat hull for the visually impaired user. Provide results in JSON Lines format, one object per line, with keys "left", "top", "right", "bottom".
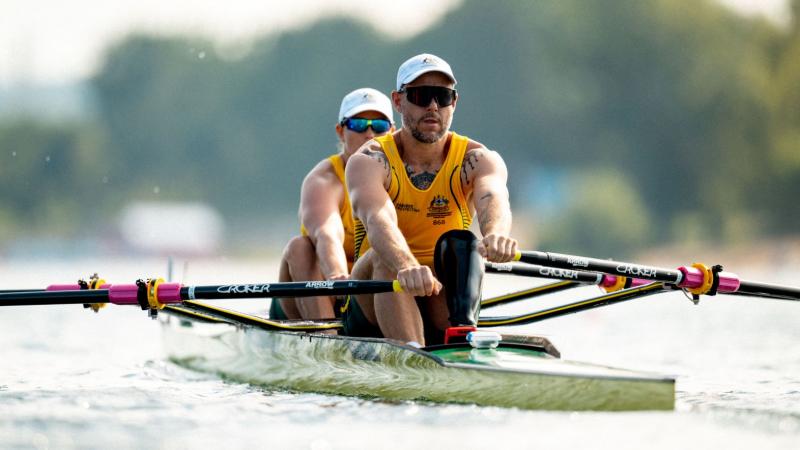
{"left": 162, "top": 304, "right": 674, "bottom": 411}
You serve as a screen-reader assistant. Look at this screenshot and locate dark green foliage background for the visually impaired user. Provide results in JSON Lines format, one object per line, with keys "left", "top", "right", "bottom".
{"left": 2, "top": 0, "right": 799, "bottom": 255}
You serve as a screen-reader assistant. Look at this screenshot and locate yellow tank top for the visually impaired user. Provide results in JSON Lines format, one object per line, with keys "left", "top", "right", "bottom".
{"left": 300, "top": 154, "right": 356, "bottom": 268}
{"left": 354, "top": 132, "right": 472, "bottom": 267}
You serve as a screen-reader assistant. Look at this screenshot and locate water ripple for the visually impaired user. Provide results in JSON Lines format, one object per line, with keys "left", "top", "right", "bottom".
{"left": 2, "top": 262, "right": 800, "bottom": 449}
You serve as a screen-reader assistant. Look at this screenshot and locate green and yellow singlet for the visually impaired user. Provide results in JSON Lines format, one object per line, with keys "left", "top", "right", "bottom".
{"left": 353, "top": 132, "right": 473, "bottom": 267}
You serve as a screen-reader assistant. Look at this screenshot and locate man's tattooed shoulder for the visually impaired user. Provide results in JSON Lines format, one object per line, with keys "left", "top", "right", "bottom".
{"left": 362, "top": 145, "right": 389, "bottom": 171}
{"left": 461, "top": 147, "right": 489, "bottom": 185}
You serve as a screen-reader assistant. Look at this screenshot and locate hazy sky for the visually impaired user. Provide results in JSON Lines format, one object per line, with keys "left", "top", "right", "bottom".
{"left": 0, "top": 0, "right": 790, "bottom": 86}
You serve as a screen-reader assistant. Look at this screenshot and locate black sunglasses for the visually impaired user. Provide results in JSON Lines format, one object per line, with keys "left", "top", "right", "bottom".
{"left": 399, "top": 86, "right": 457, "bottom": 107}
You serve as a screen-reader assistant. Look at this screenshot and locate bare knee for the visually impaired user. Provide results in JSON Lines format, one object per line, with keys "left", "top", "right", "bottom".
{"left": 281, "top": 235, "right": 321, "bottom": 281}
{"left": 371, "top": 256, "right": 395, "bottom": 280}
{"left": 350, "top": 250, "right": 376, "bottom": 280}
{"left": 282, "top": 235, "right": 315, "bottom": 261}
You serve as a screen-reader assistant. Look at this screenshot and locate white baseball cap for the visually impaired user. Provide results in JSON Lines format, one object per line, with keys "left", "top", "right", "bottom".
{"left": 338, "top": 88, "right": 394, "bottom": 123}
{"left": 396, "top": 53, "right": 457, "bottom": 91}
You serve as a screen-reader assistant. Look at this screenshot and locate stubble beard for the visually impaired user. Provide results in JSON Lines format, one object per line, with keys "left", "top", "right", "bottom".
{"left": 404, "top": 112, "right": 448, "bottom": 144}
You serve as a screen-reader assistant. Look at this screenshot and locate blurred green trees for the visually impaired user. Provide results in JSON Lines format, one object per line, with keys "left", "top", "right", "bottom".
{"left": 0, "top": 120, "right": 106, "bottom": 239}
{"left": 1, "top": 0, "right": 798, "bottom": 255}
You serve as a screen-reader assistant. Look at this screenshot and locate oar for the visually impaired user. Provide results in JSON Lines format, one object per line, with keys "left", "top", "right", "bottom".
{"left": 479, "top": 261, "right": 670, "bottom": 324}
{"left": 0, "top": 264, "right": 652, "bottom": 312}
{"left": 0, "top": 274, "right": 605, "bottom": 312}
{"left": 514, "top": 250, "right": 800, "bottom": 301}
{"left": 480, "top": 261, "right": 653, "bottom": 309}
{"left": 485, "top": 261, "right": 650, "bottom": 291}
{"left": 0, "top": 279, "right": 402, "bottom": 307}
{"left": 1, "top": 283, "right": 560, "bottom": 311}
{"left": 169, "top": 280, "right": 669, "bottom": 330}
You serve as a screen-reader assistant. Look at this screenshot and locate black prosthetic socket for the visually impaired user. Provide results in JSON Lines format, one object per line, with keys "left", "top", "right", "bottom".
{"left": 434, "top": 230, "right": 484, "bottom": 327}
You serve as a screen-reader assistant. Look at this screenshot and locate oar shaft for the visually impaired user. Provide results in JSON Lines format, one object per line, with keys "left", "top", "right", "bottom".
{"left": 733, "top": 280, "right": 800, "bottom": 301}
{"left": 515, "top": 250, "right": 800, "bottom": 300}
{"left": 485, "top": 261, "right": 651, "bottom": 290}
{"left": 0, "top": 290, "right": 108, "bottom": 306}
{"left": 516, "top": 250, "right": 683, "bottom": 283}
{"left": 181, "top": 280, "right": 400, "bottom": 300}
{"left": 486, "top": 262, "right": 603, "bottom": 284}
{"left": 0, "top": 280, "right": 402, "bottom": 307}
{"left": 515, "top": 250, "right": 741, "bottom": 293}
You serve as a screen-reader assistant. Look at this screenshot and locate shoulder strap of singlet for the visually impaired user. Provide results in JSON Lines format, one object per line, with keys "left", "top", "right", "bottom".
{"left": 374, "top": 135, "right": 402, "bottom": 202}
{"left": 444, "top": 133, "right": 472, "bottom": 229}
{"left": 327, "top": 154, "right": 345, "bottom": 184}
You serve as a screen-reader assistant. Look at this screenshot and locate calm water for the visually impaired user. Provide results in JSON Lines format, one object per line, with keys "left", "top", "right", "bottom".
{"left": 1, "top": 257, "right": 799, "bottom": 449}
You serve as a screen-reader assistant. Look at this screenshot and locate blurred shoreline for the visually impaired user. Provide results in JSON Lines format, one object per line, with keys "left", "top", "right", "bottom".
{"left": 2, "top": 234, "right": 798, "bottom": 289}
{"left": 636, "top": 234, "right": 800, "bottom": 279}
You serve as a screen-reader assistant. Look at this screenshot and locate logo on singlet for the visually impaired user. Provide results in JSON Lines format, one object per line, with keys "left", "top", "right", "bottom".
{"left": 396, "top": 203, "right": 420, "bottom": 213}
{"left": 426, "top": 195, "right": 452, "bottom": 223}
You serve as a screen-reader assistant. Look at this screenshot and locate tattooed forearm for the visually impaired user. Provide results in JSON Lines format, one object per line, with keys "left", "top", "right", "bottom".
{"left": 478, "top": 204, "right": 494, "bottom": 230}
{"left": 477, "top": 192, "right": 495, "bottom": 229}
{"left": 477, "top": 190, "right": 512, "bottom": 235}
{"left": 405, "top": 163, "right": 438, "bottom": 190}
{"left": 460, "top": 148, "right": 485, "bottom": 186}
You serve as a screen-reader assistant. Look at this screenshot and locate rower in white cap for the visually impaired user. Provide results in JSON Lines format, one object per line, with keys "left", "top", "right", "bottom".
{"left": 271, "top": 88, "right": 395, "bottom": 322}
{"left": 343, "top": 54, "right": 518, "bottom": 346}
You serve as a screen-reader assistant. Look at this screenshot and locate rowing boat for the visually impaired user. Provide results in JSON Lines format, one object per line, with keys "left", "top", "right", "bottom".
{"left": 160, "top": 300, "right": 675, "bottom": 411}
{"left": 5, "top": 247, "right": 797, "bottom": 412}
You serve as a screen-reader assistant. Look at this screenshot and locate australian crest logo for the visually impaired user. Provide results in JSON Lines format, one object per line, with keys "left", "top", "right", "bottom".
{"left": 426, "top": 195, "right": 452, "bottom": 222}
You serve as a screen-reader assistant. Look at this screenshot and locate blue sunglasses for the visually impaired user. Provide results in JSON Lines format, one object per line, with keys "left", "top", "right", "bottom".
{"left": 342, "top": 117, "right": 392, "bottom": 133}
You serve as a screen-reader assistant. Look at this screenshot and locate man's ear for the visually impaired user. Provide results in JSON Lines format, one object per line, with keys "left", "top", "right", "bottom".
{"left": 335, "top": 123, "right": 345, "bottom": 142}
{"left": 391, "top": 90, "right": 403, "bottom": 112}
